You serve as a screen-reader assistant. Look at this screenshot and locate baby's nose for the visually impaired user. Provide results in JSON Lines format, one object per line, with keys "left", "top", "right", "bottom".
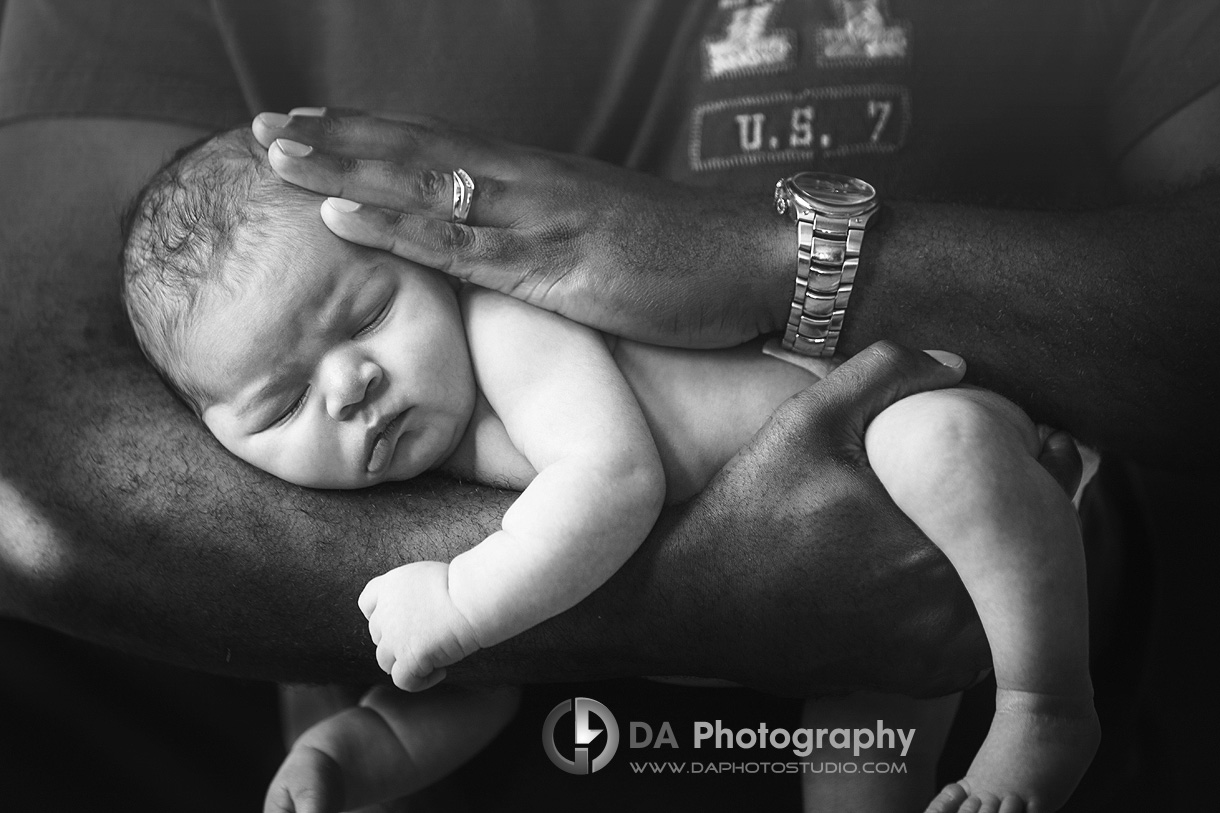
{"left": 324, "top": 358, "right": 383, "bottom": 421}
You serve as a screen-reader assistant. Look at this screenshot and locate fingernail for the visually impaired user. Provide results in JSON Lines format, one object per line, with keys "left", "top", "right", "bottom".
{"left": 274, "top": 138, "right": 313, "bottom": 158}
{"left": 289, "top": 106, "right": 326, "bottom": 117}
{"left": 326, "top": 197, "right": 362, "bottom": 213}
{"left": 255, "top": 112, "right": 290, "bottom": 128}
{"left": 923, "top": 349, "right": 965, "bottom": 370}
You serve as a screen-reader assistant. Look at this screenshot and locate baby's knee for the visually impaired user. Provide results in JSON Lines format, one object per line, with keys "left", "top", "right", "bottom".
{"left": 866, "top": 388, "right": 1036, "bottom": 486}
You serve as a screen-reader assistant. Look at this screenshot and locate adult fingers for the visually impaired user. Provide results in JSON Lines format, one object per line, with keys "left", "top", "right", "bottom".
{"left": 319, "top": 199, "right": 543, "bottom": 296}
{"left": 254, "top": 108, "right": 505, "bottom": 172}
{"left": 793, "top": 341, "right": 966, "bottom": 447}
{"left": 268, "top": 138, "right": 513, "bottom": 226}
{"left": 1037, "top": 429, "right": 1083, "bottom": 497}
{"left": 268, "top": 138, "right": 453, "bottom": 218}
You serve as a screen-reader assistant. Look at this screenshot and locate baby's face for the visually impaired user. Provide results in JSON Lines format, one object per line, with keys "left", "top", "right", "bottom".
{"left": 198, "top": 221, "right": 475, "bottom": 489}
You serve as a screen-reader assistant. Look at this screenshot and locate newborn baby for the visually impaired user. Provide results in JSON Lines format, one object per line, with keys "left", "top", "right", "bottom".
{"left": 121, "top": 126, "right": 1099, "bottom": 813}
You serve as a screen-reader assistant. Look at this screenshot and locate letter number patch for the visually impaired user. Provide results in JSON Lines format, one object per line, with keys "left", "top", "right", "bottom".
{"left": 690, "top": 86, "right": 910, "bottom": 171}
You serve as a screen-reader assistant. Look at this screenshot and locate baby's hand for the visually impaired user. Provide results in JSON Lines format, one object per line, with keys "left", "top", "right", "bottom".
{"left": 358, "top": 561, "right": 481, "bottom": 692}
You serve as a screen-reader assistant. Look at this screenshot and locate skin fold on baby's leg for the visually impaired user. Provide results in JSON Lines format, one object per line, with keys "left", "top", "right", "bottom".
{"left": 265, "top": 685, "right": 520, "bottom": 813}
{"left": 866, "top": 389, "right": 1100, "bottom": 813}
{"left": 800, "top": 691, "right": 960, "bottom": 812}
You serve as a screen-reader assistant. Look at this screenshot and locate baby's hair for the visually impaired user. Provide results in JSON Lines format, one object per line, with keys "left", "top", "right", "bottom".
{"left": 120, "top": 126, "right": 317, "bottom": 416}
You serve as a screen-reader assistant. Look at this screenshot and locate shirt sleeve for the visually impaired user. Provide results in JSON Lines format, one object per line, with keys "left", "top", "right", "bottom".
{"left": 1106, "top": 0, "right": 1220, "bottom": 159}
{"left": 0, "top": 0, "right": 248, "bottom": 129}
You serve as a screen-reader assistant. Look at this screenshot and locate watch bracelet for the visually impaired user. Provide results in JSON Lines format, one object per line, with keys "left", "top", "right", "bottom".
{"left": 781, "top": 208, "right": 874, "bottom": 357}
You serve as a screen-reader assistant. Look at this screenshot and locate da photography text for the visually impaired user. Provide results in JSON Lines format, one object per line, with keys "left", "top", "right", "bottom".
{"left": 634, "top": 718, "right": 916, "bottom": 759}
{"left": 541, "top": 697, "right": 917, "bottom": 776}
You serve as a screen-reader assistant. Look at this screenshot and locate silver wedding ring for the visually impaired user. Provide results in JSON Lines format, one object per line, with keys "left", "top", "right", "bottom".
{"left": 451, "top": 168, "right": 475, "bottom": 224}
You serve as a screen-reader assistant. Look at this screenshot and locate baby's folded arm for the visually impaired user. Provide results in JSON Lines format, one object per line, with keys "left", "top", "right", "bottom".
{"left": 447, "top": 287, "right": 665, "bottom": 649}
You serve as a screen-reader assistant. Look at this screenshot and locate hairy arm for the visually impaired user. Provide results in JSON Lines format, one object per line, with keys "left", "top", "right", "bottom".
{"left": 1, "top": 119, "right": 982, "bottom": 694}
{"left": 843, "top": 85, "right": 1220, "bottom": 465}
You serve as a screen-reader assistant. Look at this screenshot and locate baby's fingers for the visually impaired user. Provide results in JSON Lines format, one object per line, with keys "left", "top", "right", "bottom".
{"left": 357, "top": 580, "right": 379, "bottom": 618}
{"left": 392, "top": 658, "right": 447, "bottom": 692}
{"left": 375, "top": 642, "right": 396, "bottom": 676}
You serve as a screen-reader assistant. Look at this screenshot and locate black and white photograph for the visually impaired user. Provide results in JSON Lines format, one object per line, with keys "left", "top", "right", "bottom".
{"left": 1, "top": 1, "right": 1217, "bottom": 810}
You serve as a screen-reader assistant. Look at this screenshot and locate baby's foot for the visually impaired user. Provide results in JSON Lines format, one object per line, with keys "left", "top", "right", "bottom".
{"left": 264, "top": 742, "right": 343, "bottom": 813}
{"left": 924, "top": 688, "right": 1100, "bottom": 813}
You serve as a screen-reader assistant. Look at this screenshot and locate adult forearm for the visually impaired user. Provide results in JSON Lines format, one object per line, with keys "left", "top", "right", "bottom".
{"left": 4, "top": 336, "right": 969, "bottom": 692}
{"left": 842, "top": 182, "right": 1220, "bottom": 465}
{"left": 2, "top": 284, "right": 983, "bottom": 692}
{"left": 0, "top": 336, "right": 509, "bottom": 679}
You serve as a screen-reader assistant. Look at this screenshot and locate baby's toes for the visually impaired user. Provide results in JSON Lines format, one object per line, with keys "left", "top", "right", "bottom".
{"left": 264, "top": 744, "right": 343, "bottom": 813}
{"left": 925, "top": 783, "right": 968, "bottom": 813}
{"left": 997, "top": 795, "right": 1027, "bottom": 813}
{"left": 966, "top": 791, "right": 1002, "bottom": 813}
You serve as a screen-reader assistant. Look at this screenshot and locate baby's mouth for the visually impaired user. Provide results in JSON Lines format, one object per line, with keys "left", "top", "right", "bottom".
{"left": 367, "top": 412, "right": 405, "bottom": 474}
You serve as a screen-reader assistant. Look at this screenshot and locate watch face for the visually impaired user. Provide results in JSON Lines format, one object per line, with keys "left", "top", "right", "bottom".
{"left": 790, "top": 172, "right": 876, "bottom": 214}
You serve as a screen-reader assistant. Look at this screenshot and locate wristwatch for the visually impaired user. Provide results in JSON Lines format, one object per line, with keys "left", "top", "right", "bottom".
{"left": 774, "top": 172, "right": 879, "bottom": 357}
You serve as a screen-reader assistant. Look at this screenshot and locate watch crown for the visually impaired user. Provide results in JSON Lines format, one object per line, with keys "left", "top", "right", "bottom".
{"left": 774, "top": 180, "right": 789, "bottom": 216}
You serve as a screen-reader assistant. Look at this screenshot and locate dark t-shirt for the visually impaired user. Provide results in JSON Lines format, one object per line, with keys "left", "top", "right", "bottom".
{"left": 1, "top": 1, "right": 1217, "bottom": 811}
{"left": 3, "top": 0, "right": 1218, "bottom": 205}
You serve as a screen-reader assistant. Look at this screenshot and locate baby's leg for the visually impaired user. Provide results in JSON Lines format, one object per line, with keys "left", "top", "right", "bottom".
{"left": 800, "top": 691, "right": 959, "bottom": 813}
{"left": 264, "top": 684, "right": 519, "bottom": 813}
{"left": 866, "top": 389, "right": 1099, "bottom": 813}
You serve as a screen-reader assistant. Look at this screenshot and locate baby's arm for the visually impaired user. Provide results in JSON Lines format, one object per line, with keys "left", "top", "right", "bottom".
{"left": 361, "top": 287, "right": 665, "bottom": 691}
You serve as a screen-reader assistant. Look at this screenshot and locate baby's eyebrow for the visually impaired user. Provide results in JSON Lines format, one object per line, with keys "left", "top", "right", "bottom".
{"left": 235, "top": 378, "right": 290, "bottom": 421}
{"left": 316, "top": 272, "right": 367, "bottom": 333}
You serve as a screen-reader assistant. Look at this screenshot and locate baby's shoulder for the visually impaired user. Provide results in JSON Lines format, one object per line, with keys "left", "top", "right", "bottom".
{"left": 458, "top": 283, "right": 527, "bottom": 318}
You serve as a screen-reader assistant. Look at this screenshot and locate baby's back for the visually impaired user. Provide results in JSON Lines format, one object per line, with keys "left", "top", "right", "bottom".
{"left": 610, "top": 337, "right": 817, "bottom": 502}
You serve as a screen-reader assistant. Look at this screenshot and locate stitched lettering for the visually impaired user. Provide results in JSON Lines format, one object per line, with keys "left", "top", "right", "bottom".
{"left": 789, "top": 106, "right": 815, "bottom": 148}
{"left": 689, "top": 86, "right": 911, "bottom": 172}
{"left": 867, "top": 100, "right": 892, "bottom": 143}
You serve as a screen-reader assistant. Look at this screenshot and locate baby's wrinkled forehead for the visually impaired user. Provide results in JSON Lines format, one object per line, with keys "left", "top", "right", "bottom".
{"left": 181, "top": 238, "right": 340, "bottom": 407}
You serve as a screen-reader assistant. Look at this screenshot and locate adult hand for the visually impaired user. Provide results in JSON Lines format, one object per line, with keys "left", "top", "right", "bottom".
{"left": 602, "top": 340, "right": 1081, "bottom": 697}
{"left": 252, "top": 108, "right": 792, "bottom": 350}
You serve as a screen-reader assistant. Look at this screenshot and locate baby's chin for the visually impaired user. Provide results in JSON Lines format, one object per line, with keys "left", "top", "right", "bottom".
{"left": 380, "top": 422, "right": 466, "bottom": 484}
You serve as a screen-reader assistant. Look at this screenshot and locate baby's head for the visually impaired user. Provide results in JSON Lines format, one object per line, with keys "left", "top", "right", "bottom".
{"left": 122, "top": 126, "right": 475, "bottom": 489}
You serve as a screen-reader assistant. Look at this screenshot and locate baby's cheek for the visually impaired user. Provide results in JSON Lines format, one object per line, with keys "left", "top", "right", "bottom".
{"left": 267, "top": 428, "right": 360, "bottom": 489}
